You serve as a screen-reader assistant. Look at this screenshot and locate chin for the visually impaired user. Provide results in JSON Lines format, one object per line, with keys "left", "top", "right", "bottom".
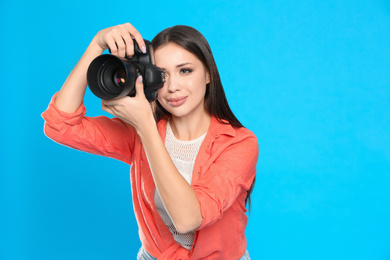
{"left": 168, "top": 109, "right": 189, "bottom": 118}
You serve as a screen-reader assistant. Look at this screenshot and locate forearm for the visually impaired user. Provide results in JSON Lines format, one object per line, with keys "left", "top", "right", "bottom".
{"left": 55, "top": 36, "right": 104, "bottom": 113}
{"left": 137, "top": 120, "right": 203, "bottom": 233}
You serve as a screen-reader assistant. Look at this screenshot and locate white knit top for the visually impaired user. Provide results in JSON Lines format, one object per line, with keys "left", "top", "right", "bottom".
{"left": 154, "top": 121, "right": 207, "bottom": 250}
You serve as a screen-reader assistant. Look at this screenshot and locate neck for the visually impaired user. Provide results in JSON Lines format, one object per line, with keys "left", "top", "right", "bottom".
{"left": 170, "top": 112, "right": 211, "bottom": 141}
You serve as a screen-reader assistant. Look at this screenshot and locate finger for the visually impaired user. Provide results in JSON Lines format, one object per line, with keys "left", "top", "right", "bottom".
{"left": 105, "top": 35, "right": 118, "bottom": 55}
{"left": 101, "top": 98, "right": 120, "bottom": 107}
{"left": 101, "top": 100, "right": 115, "bottom": 115}
{"left": 111, "top": 29, "right": 126, "bottom": 58}
{"left": 135, "top": 75, "right": 145, "bottom": 97}
{"left": 124, "top": 22, "right": 146, "bottom": 53}
{"left": 117, "top": 25, "right": 134, "bottom": 57}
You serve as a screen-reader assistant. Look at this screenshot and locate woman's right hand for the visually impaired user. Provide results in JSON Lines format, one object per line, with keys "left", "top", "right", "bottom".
{"left": 94, "top": 22, "right": 146, "bottom": 58}
{"left": 55, "top": 23, "right": 145, "bottom": 113}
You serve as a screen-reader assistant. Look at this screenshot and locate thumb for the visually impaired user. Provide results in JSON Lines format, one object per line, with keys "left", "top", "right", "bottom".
{"left": 135, "top": 75, "right": 145, "bottom": 97}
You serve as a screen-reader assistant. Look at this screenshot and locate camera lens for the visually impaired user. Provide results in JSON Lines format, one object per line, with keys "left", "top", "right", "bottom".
{"left": 113, "top": 70, "right": 126, "bottom": 87}
{"left": 99, "top": 61, "right": 126, "bottom": 94}
{"left": 87, "top": 54, "right": 138, "bottom": 100}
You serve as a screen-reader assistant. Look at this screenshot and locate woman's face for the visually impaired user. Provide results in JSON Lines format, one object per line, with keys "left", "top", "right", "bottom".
{"left": 154, "top": 43, "right": 210, "bottom": 119}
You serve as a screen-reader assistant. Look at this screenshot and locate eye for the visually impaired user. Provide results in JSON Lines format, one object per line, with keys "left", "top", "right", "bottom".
{"left": 162, "top": 72, "right": 168, "bottom": 82}
{"left": 180, "top": 68, "right": 193, "bottom": 74}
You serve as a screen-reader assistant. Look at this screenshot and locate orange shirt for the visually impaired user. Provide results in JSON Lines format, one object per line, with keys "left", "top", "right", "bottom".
{"left": 42, "top": 94, "right": 259, "bottom": 260}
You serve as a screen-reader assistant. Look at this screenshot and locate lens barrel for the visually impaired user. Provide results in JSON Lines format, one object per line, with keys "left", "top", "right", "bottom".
{"left": 87, "top": 54, "right": 137, "bottom": 100}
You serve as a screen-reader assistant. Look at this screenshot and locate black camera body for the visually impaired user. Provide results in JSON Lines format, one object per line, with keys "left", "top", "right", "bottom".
{"left": 87, "top": 39, "right": 165, "bottom": 102}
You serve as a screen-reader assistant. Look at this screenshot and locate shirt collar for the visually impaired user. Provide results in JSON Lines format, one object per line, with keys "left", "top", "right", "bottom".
{"left": 157, "top": 116, "right": 236, "bottom": 141}
{"left": 209, "top": 116, "right": 236, "bottom": 138}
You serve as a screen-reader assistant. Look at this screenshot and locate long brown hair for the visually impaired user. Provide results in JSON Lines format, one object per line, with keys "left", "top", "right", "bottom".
{"left": 151, "top": 25, "right": 255, "bottom": 210}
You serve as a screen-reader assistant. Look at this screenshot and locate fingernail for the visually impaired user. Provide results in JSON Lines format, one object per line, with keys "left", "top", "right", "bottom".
{"left": 138, "top": 75, "right": 143, "bottom": 83}
{"left": 141, "top": 46, "right": 147, "bottom": 53}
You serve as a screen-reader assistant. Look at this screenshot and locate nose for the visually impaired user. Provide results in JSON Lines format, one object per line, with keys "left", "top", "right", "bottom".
{"left": 166, "top": 76, "right": 180, "bottom": 93}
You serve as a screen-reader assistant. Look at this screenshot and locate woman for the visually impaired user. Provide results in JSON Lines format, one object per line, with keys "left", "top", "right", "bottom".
{"left": 42, "top": 22, "right": 258, "bottom": 260}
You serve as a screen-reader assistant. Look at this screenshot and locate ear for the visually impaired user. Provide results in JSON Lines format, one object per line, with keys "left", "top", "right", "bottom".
{"left": 206, "top": 71, "right": 211, "bottom": 84}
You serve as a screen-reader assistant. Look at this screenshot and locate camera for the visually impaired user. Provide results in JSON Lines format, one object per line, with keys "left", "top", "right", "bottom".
{"left": 87, "top": 39, "right": 165, "bottom": 102}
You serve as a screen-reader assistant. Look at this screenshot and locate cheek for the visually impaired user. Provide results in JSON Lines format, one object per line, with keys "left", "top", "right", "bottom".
{"left": 157, "top": 83, "right": 167, "bottom": 97}
{"left": 157, "top": 87, "right": 168, "bottom": 107}
{"left": 157, "top": 92, "right": 164, "bottom": 104}
{"left": 191, "top": 77, "right": 208, "bottom": 95}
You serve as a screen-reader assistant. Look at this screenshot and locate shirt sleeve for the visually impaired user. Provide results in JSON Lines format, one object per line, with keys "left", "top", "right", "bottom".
{"left": 193, "top": 131, "right": 259, "bottom": 230}
{"left": 41, "top": 93, "right": 136, "bottom": 165}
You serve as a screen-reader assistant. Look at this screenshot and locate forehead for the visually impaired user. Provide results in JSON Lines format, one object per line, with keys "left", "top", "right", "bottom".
{"left": 154, "top": 43, "right": 201, "bottom": 67}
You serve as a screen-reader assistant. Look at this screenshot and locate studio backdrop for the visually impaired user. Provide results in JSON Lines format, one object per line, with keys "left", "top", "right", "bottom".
{"left": 1, "top": 0, "right": 390, "bottom": 259}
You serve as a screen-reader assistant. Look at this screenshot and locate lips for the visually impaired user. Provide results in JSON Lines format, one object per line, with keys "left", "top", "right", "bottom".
{"left": 167, "top": 96, "right": 187, "bottom": 107}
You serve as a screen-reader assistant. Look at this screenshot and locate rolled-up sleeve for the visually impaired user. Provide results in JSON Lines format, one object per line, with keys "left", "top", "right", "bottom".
{"left": 41, "top": 93, "right": 136, "bottom": 165}
{"left": 193, "top": 132, "right": 259, "bottom": 230}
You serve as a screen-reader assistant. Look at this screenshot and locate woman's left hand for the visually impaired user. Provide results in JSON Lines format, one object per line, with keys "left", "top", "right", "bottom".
{"left": 101, "top": 75, "right": 155, "bottom": 131}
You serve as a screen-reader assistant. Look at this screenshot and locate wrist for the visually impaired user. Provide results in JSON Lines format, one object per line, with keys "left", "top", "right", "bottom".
{"left": 86, "top": 35, "right": 105, "bottom": 55}
{"left": 135, "top": 115, "right": 158, "bottom": 141}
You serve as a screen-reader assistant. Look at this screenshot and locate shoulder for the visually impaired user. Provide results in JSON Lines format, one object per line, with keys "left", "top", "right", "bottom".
{"left": 234, "top": 125, "right": 257, "bottom": 140}
{"left": 209, "top": 117, "right": 258, "bottom": 158}
{"left": 211, "top": 117, "right": 258, "bottom": 143}
{"left": 229, "top": 126, "right": 258, "bottom": 156}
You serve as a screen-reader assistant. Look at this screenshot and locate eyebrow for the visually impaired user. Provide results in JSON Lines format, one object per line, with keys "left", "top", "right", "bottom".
{"left": 160, "top": 62, "right": 193, "bottom": 71}
{"left": 176, "top": 62, "right": 193, "bottom": 68}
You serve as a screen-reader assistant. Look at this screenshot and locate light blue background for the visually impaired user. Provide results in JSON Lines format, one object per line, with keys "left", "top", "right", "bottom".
{"left": 1, "top": 0, "right": 390, "bottom": 259}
